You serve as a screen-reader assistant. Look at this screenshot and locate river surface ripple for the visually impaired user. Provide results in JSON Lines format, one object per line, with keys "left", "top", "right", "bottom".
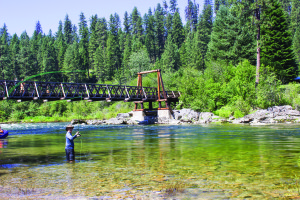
{"left": 1, "top": 123, "right": 300, "bottom": 199}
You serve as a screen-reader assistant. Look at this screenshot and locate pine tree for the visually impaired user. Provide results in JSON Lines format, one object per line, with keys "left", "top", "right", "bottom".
{"left": 0, "top": 24, "right": 11, "bottom": 79}
{"left": 123, "top": 11, "right": 131, "bottom": 34}
{"left": 42, "top": 37, "right": 58, "bottom": 82}
{"left": 161, "top": 35, "right": 180, "bottom": 72}
{"left": 91, "top": 18, "right": 108, "bottom": 81}
{"left": 95, "top": 18, "right": 108, "bottom": 50}
{"left": 179, "top": 41, "right": 187, "bottom": 68}
{"left": 90, "top": 15, "right": 98, "bottom": 33}
{"left": 64, "top": 15, "right": 73, "bottom": 45}
{"left": 63, "top": 40, "right": 80, "bottom": 82}
{"left": 165, "top": 13, "right": 173, "bottom": 38}
{"left": 79, "top": 12, "right": 90, "bottom": 80}
{"left": 31, "top": 30, "right": 43, "bottom": 79}
{"left": 19, "top": 31, "right": 35, "bottom": 78}
{"left": 195, "top": 4, "right": 213, "bottom": 70}
{"left": 154, "top": 3, "right": 166, "bottom": 59}
{"left": 183, "top": 32, "right": 196, "bottom": 68}
{"left": 71, "top": 25, "right": 78, "bottom": 43}
{"left": 214, "top": 0, "right": 227, "bottom": 14}
{"left": 170, "top": 11, "right": 184, "bottom": 48}
{"left": 293, "top": 27, "right": 300, "bottom": 67}
{"left": 206, "top": 5, "right": 256, "bottom": 65}
{"left": 123, "top": 34, "right": 132, "bottom": 69}
{"left": 206, "top": 5, "right": 236, "bottom": 63}
{"left": 54, "top": 20, "right": 66, "bottom": 76}
{"left": 94, "top": 45, "right": 107, "bottom": 82}
{"left": 35, "top": 20, "right": 43, "bottom": 35}
{"left": 278, "top": 0, "right": 292, "bottom": 15}
{"left": 261, "top": 0, "right": 297, "bottom": 83}
{"left": 290, "top": 0, "right": 300, "bottom": 33}
{"left": 145, "top": 9, "right": 156, "bottom": 62}
{"left": 89, "top": 18, "right": 99, "bottom": 75}
{"left": 185, "top": 0, "right": 199, "bottom": 32}
{"left": 9, "top": 33, "right": 20, "bottom": 79}
{"left": 106, "top": 14, "right": 121, "bottom": 80}
{"left": 163, "top": 0, "right": 169, "bottom": 15}
{"left": 130, "top": 7, "right": 144, "bottom": 44}
{"left": 170, "top": 0, "right": 179, "bottom": 15}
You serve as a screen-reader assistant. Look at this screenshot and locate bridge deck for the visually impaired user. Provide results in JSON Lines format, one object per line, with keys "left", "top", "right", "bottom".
{"left": 0, "top": 80, "right": 180, "bottom": 103}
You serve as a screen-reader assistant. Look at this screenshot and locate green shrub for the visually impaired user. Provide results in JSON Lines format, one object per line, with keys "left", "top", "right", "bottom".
{"left": 255, "top": 66, "right": 282, "bottom": 109}
{"left": 215, "top": 105, "right": 233, "bottom": 118}
{"left": 280, "top": 83, "right": 300, "bottom": 110}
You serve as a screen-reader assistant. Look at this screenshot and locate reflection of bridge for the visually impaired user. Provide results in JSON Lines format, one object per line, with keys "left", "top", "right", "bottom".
{"left": 0, "top": 70, "right": 180, "bottom": 111}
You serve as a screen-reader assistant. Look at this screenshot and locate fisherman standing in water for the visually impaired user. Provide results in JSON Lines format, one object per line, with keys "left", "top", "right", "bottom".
{"left": 65, "top": 125, "right": 81, "bottom": 163}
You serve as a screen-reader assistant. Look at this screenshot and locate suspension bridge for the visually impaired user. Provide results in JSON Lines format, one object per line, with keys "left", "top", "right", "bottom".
{"left": 0, "top": 69, "right": 180, "bottom": 111}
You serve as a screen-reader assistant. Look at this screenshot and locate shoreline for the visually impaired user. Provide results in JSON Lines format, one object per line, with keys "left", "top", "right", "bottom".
{"left": 73, "top": 105, "right": 300, "bottom": 126}
{"left": 1, "top": 105, "right": 300, "bottom": 126}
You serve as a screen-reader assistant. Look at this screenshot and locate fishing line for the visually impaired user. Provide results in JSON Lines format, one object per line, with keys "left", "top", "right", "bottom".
{"left": 4, "top": 70, "right": 87, "bottom": 163}
{"left": 7, "top": 70, "right": 86, "bottom": 95}
{"left": 78, "top": 95, "right": 83, "bottom": 162}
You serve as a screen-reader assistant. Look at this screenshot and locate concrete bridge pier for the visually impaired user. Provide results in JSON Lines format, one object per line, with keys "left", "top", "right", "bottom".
{"left": 131, "top": 109, "right": 174, "bottom": 123}
{"left": 131, "top": 111, "right": 146, "bottom": 121}
{"left": 157, "top": 109, "right": 173, "bottom": 120}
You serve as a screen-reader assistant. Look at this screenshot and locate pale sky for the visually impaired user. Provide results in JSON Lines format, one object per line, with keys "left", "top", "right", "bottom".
{"left": 0, "top": 0, "right": 205, "bottom": 37}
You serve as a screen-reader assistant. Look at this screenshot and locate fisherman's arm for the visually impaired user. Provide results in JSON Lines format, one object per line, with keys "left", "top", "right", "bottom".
{"left": 66, "top": 132, "right": 78, "bottom": 140}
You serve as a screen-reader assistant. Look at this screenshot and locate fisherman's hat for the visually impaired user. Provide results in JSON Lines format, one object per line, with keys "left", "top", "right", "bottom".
{"left": 66, "top": 124, "right": 74, "bottom": 131}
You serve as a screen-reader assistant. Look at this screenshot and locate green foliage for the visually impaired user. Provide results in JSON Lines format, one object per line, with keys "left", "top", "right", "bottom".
{"left": 280, "top": 82, "right": 300, "bottom": 110}
{"left": 160, "top": 35, "right": 180, "bottom": 72}
{"left": 1, "top": 0, "right": 299, "bottom": 121}
{"left": 261, "top": 0, "right": 297, "bottom": 83}
{"left": 255, "top": 66, "right": 283, "bottom": 109}
{"left": 127, "top": 48, "right": 151, "bottom": 78}
{"left": 293, "top": 27, "right": 300, "bottom": 67}
{"left": 194, "top": 4, "right": 213, "bottom": 70}
{"left": 206, "top": 5, "right": 256, "bottom": 66}
{"left": 177, "top": 60, "right": 256, "bottom": 114}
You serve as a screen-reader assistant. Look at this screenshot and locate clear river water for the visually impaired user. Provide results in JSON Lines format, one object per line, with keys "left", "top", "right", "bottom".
{"left": 1, "top": 123, "right": 300, "bottom": 199}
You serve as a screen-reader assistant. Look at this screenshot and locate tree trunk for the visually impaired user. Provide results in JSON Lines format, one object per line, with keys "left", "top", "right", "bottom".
{"left": 255, "top": 4, "right": 261, "bottom": 87}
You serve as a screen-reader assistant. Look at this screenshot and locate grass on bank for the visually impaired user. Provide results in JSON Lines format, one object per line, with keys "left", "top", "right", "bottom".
{"left": 0, "top": 100, "right": 134, "bottom": 123}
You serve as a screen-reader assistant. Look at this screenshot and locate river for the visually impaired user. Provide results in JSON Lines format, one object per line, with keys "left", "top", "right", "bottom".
{"left": 0, "top": 123, "right": 300, "bottom": 199}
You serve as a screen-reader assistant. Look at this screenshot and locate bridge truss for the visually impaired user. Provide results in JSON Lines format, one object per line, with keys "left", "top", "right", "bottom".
{"left": 0, "top": 70, "right": 180, "bottom": 111}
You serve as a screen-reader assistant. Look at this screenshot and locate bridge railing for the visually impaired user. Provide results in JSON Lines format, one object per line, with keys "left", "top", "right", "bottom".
{"left": 1, "top": 80, "right": 38, "bottom": 100}
{"left": 0, "top": 80, "right": 180, "bottom": 102}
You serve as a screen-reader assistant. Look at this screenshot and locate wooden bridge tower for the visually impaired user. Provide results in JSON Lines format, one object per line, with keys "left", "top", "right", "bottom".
{"left": 134, "top": 69, "right": 175, "bottom": 112}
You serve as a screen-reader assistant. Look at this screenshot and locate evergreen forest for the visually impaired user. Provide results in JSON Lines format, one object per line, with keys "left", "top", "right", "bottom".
{"left": 0, "top": 0, "right": 300, "bottom": 122}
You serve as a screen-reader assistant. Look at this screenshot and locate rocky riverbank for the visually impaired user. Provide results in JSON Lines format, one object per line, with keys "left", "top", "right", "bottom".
{"left": 71, "top": 105, "right": 300, "bottom": 125}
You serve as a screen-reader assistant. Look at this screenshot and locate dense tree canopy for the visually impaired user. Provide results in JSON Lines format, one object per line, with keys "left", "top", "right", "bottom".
{"left": 0, "top": 0, "right": 299, "bottom": 115}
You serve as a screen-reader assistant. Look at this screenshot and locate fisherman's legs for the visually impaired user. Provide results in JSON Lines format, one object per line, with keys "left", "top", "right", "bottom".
{"left": 65, "top": 148, "right": 75, "bottom": 162}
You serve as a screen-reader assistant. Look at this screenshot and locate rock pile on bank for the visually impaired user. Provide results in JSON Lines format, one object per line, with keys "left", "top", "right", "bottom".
{"left": 71, "top": 105, "right": 300, "bottom": 125}
{"left": 232, "top": 105, "right": 300, "bottom": 124}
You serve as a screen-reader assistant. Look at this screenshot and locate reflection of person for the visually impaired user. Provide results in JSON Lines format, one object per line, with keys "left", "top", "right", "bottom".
{"left": 65, "top": 124, "right": 81, "bottom": 163}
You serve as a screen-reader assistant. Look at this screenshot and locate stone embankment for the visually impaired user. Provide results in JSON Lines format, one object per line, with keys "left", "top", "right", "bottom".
{"left": 71, "top": 105, "right": 300, "bottom": 125}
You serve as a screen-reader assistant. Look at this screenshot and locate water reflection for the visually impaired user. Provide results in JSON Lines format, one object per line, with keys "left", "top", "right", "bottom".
{"left": 1, "top": 123, "right": 300, "bottom": 198}
{"left": 0, "top": 123, "right": 300, "bottom": 176}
